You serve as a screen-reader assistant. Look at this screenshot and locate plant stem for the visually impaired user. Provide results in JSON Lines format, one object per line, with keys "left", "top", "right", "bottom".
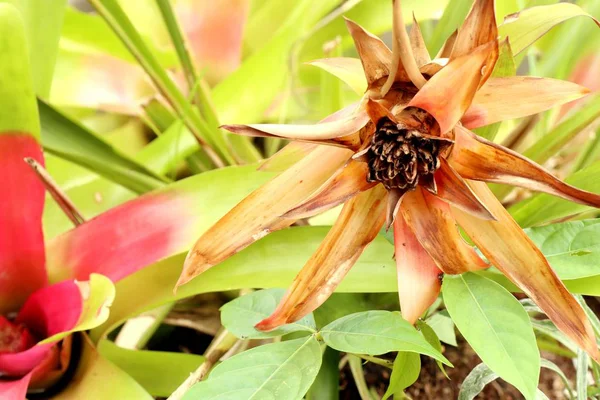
{"left": 167, "top": 329, "right": 239, "bottom": 399}
{"left": 358, "top": 354, "right": 394, "bottom": 369}
{"left": 25, "top": 157, "right": 85, "bottom": 226}
{"left": 348, "top": 355, "right": 376, "bottom": 400}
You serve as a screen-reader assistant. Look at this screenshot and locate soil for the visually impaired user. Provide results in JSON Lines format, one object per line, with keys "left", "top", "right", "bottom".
{"left": 340, "top": 338, "right": 575, "bottom": 399}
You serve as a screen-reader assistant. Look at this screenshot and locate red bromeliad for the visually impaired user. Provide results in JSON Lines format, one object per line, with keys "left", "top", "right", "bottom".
{"left": 0, "top": 4, "right": 216, "bottom": 397}
{"left": 178, "top": 0, "right": 600, "bottom": 361}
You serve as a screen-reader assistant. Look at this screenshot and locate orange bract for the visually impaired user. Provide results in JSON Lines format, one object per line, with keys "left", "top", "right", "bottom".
{"left": 178, "top": 0, "right": 600, "bottom": 361}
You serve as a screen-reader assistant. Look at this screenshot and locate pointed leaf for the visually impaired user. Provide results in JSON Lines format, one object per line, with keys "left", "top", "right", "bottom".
{"left": 409, "top": 15, "right": 430, "bottom": 67}
{"left": 443, "top": 273, "right": 540, "bottom": 400}
{"left": 222, "top": 109, "right": 367, "bottom": 148}
{"left": 320, "top": 310, "right": 450, "bottom": 364}
{"left": 182, "top": 336, "right": 322, "bottom": 400}
{"left": 178, "top": 146, "right": 351, "bottom": 287}
{"left": 221, "top": 289, "right": 316, "bottom": 339}
{"left": 255, "top": 185, "right": 386, "bottom": 331}
{"left": 344, "top": 18, "right": 392, "bottom": 88}
{"left": 450, "top": 0, "right": 498, "bottom": 85}
{"left": 510, "top": 161, "right": 600, "bottom": 227}
{"left": 382, "top": 351, "right": 421, "bottom": 399}
{"left": 394, "top": 215, "right": 442, "bottom": 325}
{"left": 409, "top": 42, "right": 493, "bottom": 133}
{"left": 401, "top": 188, "right": 487, "bottom": 275}
{"left": 284, "top": 159, "right": 375, "bottom": 219}
{"left": 452, "top": 180, "right": 600, "bottom": 362}
{"left": 450, "top": 126, "right": 600, "bottom": 209}
{"left": 39, "top": 100, "right": 168, "bottom": 194}
{"left": 308, "top": 57, "right": 367, "bottom": 95}
{"left": 462, "top": 77, "right": 591, "bottom": 129}
{"left": 498, "top": 3, "right": 600, "bottom": 55}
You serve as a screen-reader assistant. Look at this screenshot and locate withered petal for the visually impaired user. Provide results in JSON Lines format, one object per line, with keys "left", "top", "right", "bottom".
{"left": 221, "top": 109, "right": 369, "bottom": 149}
{"left": 386, "top": 188, "right": 407, "bottom": 229}
{"left": 409, "top": 13, "right": 431, "bottom": 67}
{"left": 409, "top": 41, "right": 494, "bottom": 134}
{"left": 177, "top": 146, "right": 352, "bottom": 287}
{"left": 435, "top": 30, "right": 457, "bottom": 59}
{"left": 255, "top": 185, "right": 387, "bottom": 331}
{"left": 394, "top": 215, "right": 443, "bottom": 324}
{"left": 462, "top": 77, "right": 591, "bottom": 129}
{"left": 453, "top": 181, "right": 600, "bottom": 362}
{"left": 344, "top": 18, "right": 392, "bottom": 89}
{"left": 450, "top": 126, "right": 600, "bottom": 208}
{"left": 434, "top": 158, "right": 496, "bottom": 220}
{"left": 401, "top": 188, "right": 488, "bottom": 275}
{"left": 284, "top": 159, "right": 375, "bottom": 219}
{"left": 450, "top": 0, "right": 498, "bottom": 86}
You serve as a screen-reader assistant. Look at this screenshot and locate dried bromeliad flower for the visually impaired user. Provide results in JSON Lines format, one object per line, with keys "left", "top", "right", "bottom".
{"left": 178, "top": 0, "right": 600, "bottom": 360}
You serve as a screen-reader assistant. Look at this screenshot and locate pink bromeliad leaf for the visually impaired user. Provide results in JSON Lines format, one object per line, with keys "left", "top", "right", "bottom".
{"left": 0, "top": 134, "right": 47, "bottom": 314}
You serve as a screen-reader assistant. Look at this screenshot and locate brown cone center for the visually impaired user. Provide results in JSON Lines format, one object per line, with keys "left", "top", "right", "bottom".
{"left": 366, "top": 118, "right": 442, "bottom": 191}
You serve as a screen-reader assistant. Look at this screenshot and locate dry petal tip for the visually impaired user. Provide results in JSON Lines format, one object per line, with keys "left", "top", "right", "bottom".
{"left": 255, "top": 315, "right": 285, "bottom": 332}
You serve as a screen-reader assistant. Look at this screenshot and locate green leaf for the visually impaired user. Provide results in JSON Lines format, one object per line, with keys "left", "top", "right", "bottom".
{"left": 213, "top": 0, "right": 339, "bottom": 124}
{"left": 53, "top": 334, "right": 152, "bottom": 400}
{"left": 98, "top": 339, "right": 205, "bottom": 397}
{"left": 418, "top": 320, "right": 449, "bottom": 378}
{"left": 443, "top": 273, "right": 540, "bottom": 400}
{"left": 458, "top": 363, "right": 498, "bottom": 400}
{"left": 320, "top": 311, "right": 450, "bottom": 365}
{"left": 531, "top": 319, "right": 578, "bottom": 354}
{"left": 39, "top": 100, "right": 168, "bottom": 193}
{"left": 182, "top": 336, "right": 322, "bottom": 400}
{"left": 540, "top": 358, "right": 575, "bottom": 399}
{"left": 498, "top": 3, "right": 600, "bottom": 55}
{"left": 306, "top": 347, "right": 340, "bottom": 400}
{"left": 425, "top": 312, "right": 457, "bottom": 347}
{"left": 577, "top": 349, "right": 589, "bottom": 400}
{"left": 382, "top": 351, "right": 421, "bottom": 399}
{"left": 524, "top": 219, "right": 600, "bottom": 280}
{"left": 509, "top": 161, "right": 600, "bottom": 227}
{"left": 458, "top": 361, "right": 567, "bottom": 400}
{"left": 522, "top": 94, "right": 600, "bottom": 164}
{"left": 427, "top": 0, "right": 471, "bottom": 56}
{"left": 0, "top": 3, "right": 39, "bottom": 137}
{"left": 221, "top": 288, "right": 317, "bottom": 339}
{"left": 10, "top": 0, "right": 67, "bottom": 97}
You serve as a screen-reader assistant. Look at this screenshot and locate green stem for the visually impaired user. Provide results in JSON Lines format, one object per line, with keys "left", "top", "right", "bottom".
{"left": 349, "top": 355, "right": 376, "bottom": 400}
